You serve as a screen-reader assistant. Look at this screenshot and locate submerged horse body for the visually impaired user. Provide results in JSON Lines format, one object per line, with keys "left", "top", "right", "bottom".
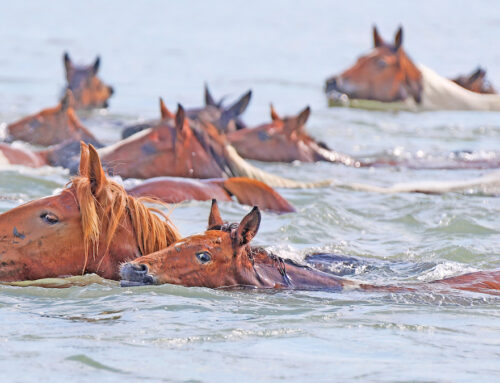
{"left": 121, "top": 201, "right": 500, "bottom": 295}
{"left": 325, "top": 26, "right": 500, "bottom": 111}
{"left": 0, "top": 143, "right": 179, "bottom": 282}
{"left": 128, "top": 176, "right": 295, "bottom": 213}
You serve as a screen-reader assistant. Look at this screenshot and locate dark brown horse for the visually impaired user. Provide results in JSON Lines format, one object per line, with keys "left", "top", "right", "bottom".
{"left": 127, "top": 177, "right": 295, "bottom": 213}
{"left": 63, "top": 52, "right": 114, "bottom": 109}
{"left": 0, "top": 143, "right": 180, "bottom": 282}
{"left": 6, "top": 90, "right": 97, "bottom": 146}
{"left": 227, "top": 105, "right": 359, "bottom": 165}
{"left": 121, "top": 201, "right": 500, "bottom": 295}
{"left": 452, "top": 67, "right": 496, "bottom": 94}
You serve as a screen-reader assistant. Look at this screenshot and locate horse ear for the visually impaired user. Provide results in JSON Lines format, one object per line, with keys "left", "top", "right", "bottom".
{"left": 470, "top": 67, "right": 486, "bottom": 82}
{"left": 92, "top": 56, "right": 101, "bottom": 75}
{"left": 60, "top": 89, "right": 75, "bottom": 110}
{"left": 159, "top": 97, "right": 174, "bottom": 119}
{"left": 208, "top": 199, "right": 224, "bottom": 229}
{"left": 394, "top": 26, "right": 403, "bottom": 50}
{"left": 175, "top": 104, "right": 186, "bottom": 133}
{"left": 87, "top": 144, "right": 107, "bottom": 196}
{"left": 204, "top": 84, "right": 217, "bottom": 107}
{"left": 79, "top": 141, "right": 90, "bottom": 176}
{"left": 296, "top": 106, "right": 311, "bottom": 127}
{"left": 224, "top": 90, "right": 252, "bottom": 118}
{"left": 373, "top": 25, "right": 384, "bottom": 47}
{"left": 63, "top": 52, "right": 72, "bottom": 72}
{"left": 236, "top": 206, "right": 261, "bottom": 246}
{"left": 270, "top": 104, "right": 281, "bottom": 121}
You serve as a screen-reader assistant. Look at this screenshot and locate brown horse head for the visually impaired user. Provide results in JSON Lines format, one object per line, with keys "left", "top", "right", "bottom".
{"left": 189, "top": 85, "right": 252, "bottom": 133}
{"left": 63, "top": 52, "right": 114, "bottom": 109}
{"left": 0, "top": 143, "right": 180, "bottom": 282}
{"left": 7, "top": 90, "right": 97, "bottom": 146}
{"left": 325, "top": 26, "right": 422, "bottom": 103}
{"left": 100, "top": 105, "right": 227, "bottom": 179}
{"left": 227, "top": 105, "right": 320, "bottom": 162}
{"left": 121, "top": 200, "right": 262, "bottom": 287}
{"left": 452, "top": 67, "right": 497, "bottom": 94}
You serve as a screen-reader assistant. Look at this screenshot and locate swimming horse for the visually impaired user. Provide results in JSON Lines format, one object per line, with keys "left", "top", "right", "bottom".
{"left": 325, "top": 26, "right": 500, "bottom": 111}
{"left": 63, "top": 52, "right": 114, "bottom": 109}
{"left": 222, "top": 104, "right": 500, "bottom": 170}
{"left": 121, "top": 200, "right": 500, "bottom": 295}
{"left": 226, "top": 104, "right": 359, "bottom": 165}
{"left": 0, "top": 142, "right": 180, "bottom": 282}
{"left": 104, "top": 103, "right": 325, "bottom": 188}
{"left": 121, "top": 85, "right": 251, "bottom": 139}
{"left": 452, "top": 67, "right": 496, "bottom": 94}
{"left": 5, "top": 90, "right": 98, "bottom": 147}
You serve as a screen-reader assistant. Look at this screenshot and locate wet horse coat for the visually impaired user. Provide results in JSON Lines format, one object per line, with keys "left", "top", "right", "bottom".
{"left": 121, "top": 201, "right": 500, "bottom": 295}
{"left": 227, "top": 105, "right": 359, "bottom": 165}
{"left": 63, "top": 52, "right": 114, "bottom": 109}
{"left": 0, "top": 143, "right": 179, "bottom": 281}
{"left": 127, "top": 176, "right": 295, "bottom": 213}
{"left": 6, "top": 90, "right": 97, "bottom": 147}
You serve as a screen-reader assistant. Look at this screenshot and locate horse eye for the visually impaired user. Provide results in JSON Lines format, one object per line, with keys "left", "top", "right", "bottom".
{"left": 377, "top": 59, "right": 388, "bottom": 68}
{"left": 196, "top": 252, "right": 211, "bottom": 264}
{"left": 40, "top": 213, "right": 59, "bottom": 225}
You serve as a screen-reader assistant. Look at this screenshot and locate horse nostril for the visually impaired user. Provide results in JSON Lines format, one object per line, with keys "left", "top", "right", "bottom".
{"left": 108, "top": 86, "right": 114, "bottom": 95}
{"left": 131, "top": 263, "right": 148, "bottom": 273}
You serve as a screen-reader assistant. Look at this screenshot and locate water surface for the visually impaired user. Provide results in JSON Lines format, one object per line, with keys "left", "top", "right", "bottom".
{"left": 0, "top": 1, "right": 499, "bottom": 382}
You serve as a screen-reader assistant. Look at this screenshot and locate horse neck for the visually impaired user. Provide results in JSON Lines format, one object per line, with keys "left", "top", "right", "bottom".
{"left": 247, "top": 248, "right": 349, "bottom": 290}
{"left": 418, "top": 64, "right": 500, "bottom": 111}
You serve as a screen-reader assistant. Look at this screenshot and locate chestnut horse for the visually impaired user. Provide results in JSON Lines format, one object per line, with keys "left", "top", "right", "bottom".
{"left": 325, "top": 26, "right": 500, "bottom": 111}
{"left": 100, "top": 104, "right": 229, "bottom": 179}
{"left": 0, "top": 143, "right": 179, "bottom": 282}
{"left": 6, "top": 90, "right": 98, "bottom": 146}
{"left": 227, "top": 105, "right": 359, "bottom": 165}
{"left": 127, "top": 176, "right": 295, "bottom": 213}
{"left": 63, "top": 52, "right": 114, "bottom": 109}
{"left": 452, "top": 67, "right": 496, "bottom": 94}
{"left": 121, "top": 201, "right": 500, "bottom": 295}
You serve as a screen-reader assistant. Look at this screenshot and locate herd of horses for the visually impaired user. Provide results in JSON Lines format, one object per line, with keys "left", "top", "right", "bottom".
{"left": 0, "top": 26, "right": 499, "bottom": 295}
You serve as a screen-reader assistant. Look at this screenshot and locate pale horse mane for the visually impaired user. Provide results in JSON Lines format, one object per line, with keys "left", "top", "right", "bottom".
{"left": 71, "top": 175, "right": 181, "bottom": 272}
{"left": 418, "top": 64, "right": 500, "bottom": 111}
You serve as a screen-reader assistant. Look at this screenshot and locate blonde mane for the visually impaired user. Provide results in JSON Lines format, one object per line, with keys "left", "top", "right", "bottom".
{"left": 70, "top": 175, "right": 181, "bottom": 272}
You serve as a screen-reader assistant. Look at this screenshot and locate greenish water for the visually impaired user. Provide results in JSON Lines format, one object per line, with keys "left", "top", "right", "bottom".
{"left": 0, "top": 1, "right": 499, "bottom": 382}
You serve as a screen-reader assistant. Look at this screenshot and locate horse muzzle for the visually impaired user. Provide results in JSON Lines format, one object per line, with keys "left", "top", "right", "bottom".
{"left": 324, "top": 77, "right": 350, "bottom": 106}
{"left": 120, "top": 262, "right": 155, "bottom": 287}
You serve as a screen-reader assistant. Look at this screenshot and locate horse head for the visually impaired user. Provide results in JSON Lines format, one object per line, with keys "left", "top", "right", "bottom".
{"left": 0, "top": 143, "right": 179, "bottom": 281}
{"left": 7, "top": 90, "right": 97, "bottom": 146}
{"left": 100, "top": 105, "right": 227, "bottom": 179}
{"left": 63, "top": 52, "right": 114, "bottom": 109}
{"left": 120, "top": 200, "right": 261, "bottom": 287}
{"left": 325, "top": 26, "right": 422, "bottom": 104}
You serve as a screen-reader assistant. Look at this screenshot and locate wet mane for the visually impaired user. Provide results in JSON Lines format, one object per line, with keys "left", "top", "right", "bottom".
{"left": 70, "top": 176, "right": 181, "bottom": 271}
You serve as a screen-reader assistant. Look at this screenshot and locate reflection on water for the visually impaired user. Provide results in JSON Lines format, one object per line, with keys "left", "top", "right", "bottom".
{"left": 0, "top": 1, "right": 500, "bottom": 382}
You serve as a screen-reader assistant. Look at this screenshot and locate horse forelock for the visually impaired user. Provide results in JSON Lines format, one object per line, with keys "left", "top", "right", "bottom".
{"left": 70, "top": 176, "right": 181, "bottom": 272}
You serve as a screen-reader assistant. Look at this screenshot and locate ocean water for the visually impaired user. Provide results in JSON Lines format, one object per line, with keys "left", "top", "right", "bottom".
{"left": 0, "top": 1, "right": 499, "bottom": 382}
